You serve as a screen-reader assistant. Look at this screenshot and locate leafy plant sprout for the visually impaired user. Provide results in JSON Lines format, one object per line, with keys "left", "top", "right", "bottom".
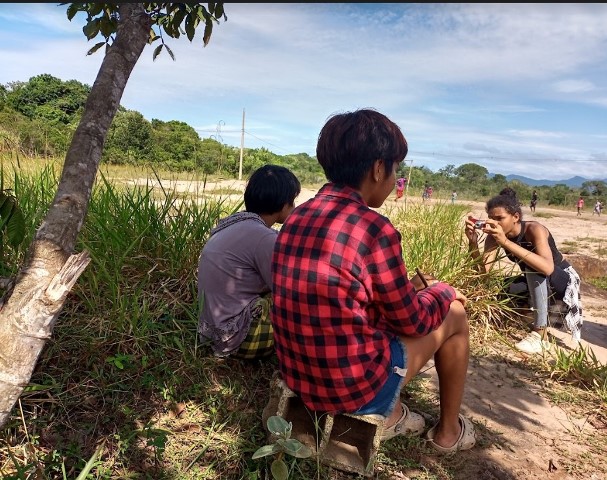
{"left": 252, "top": 415, "right": 313, "bottom": 480}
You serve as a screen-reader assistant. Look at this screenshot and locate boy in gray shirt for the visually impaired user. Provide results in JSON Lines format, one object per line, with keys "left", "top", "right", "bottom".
{"left": 198, "top": 165, "right": 300, "bottom": 359}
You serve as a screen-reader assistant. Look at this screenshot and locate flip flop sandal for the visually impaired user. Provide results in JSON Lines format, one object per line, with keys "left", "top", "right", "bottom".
{"left": 425, "top": 414, "right": 476, "bottom": 453}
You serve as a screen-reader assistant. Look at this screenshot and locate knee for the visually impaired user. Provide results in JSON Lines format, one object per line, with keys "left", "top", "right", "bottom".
{"left": 448, "top": 301, "right": 469, "bottom": 335}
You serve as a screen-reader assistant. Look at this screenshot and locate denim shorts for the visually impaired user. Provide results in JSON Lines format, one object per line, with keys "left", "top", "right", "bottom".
{"left": 353, "top": 337, "right": 408, "bottom": 417}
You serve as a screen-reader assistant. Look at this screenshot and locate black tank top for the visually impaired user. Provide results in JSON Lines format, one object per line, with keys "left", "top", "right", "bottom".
{"left": 504, "top": 221, "right": 569, "bottom": 273}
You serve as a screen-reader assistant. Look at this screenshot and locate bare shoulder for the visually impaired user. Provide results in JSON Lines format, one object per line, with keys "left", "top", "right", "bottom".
{"left": 525, "top": 220, "right": 550, "bottom": 239}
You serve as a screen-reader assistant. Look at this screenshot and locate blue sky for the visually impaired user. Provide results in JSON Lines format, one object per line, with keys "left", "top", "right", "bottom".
{"left": 1, "top": 3, "right": 607, "bottom": 181}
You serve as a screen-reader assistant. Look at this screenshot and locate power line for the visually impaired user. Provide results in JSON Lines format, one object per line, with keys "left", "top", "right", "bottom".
{"left": 196, "top": 128, "right": 605, "bottom": 165}
{"left": 243, "top": 130, "right": 292, "bottom": 154}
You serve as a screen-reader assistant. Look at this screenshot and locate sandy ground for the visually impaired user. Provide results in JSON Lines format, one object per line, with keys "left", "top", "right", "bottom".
{"left": 132, "top": 178, "right": 607, "bottom": 479}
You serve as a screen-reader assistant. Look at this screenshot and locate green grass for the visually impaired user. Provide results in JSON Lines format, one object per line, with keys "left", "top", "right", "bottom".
{"left": 0, "top": 163, "right": 605, "bottom": 479}
{"left": 532, "top": 212, "right": 556, "bottom": 219}
{"left": 589, "top": 276, "right": 607, "bottom": 290}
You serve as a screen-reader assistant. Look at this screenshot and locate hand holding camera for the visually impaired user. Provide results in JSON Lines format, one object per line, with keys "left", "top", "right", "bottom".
{"left": 465, "top": 215, "right": 487, "bottom": 245}
{"left": 471, "top": 218, "right": 486, "bottom": 229}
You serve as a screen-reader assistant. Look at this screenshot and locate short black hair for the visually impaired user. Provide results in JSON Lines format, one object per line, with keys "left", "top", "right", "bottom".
{"left": 244, "top": 164, "right": 301, "bottom": 215}
{"left": 316, "top": 108, "right": 408, "bottom": 188}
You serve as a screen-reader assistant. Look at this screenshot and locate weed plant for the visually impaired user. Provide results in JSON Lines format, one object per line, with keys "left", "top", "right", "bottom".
{"left": 0, "top": 165, "right": 605, "bottom": 479}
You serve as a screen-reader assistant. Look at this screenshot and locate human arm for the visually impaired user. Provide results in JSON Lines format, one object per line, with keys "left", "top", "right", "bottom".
{"left": 464, "top": 215, "right": 499, "bottom": 273}
{"left": 369, "top": 225, "right": 459, "bottom": 337}
{"left": 482, "top": 220, "right": 555, "bottom": 276}
{"left": 410, "top": 269, "right": 467, "bottom": 306}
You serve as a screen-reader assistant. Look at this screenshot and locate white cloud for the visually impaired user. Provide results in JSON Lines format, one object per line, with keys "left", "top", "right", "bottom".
{"left": 1, "top": 3, "right": 606, "bottom": 181}
{"left": 507, "top": 130, "right": 565, "bottom": 139}
{"left": 553, "top": 80, "right": 596, "bottom": 93}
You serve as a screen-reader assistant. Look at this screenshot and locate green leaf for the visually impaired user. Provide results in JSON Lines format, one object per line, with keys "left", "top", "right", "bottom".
{"left": 267, "top": 416, "right": 290, "bottom": 435}
{"left": 6, "top": 206, "right": 25, "bottom": 248}
{"left": 202, "top": 21, "right": 213, "bottom": 47}
{"left": 161, "top": 22, "right": 174, "bottom": 38}
{"left": 88, "top": 3, "right": 103, "bottom": 17}
{"left": 0, "top": 192, "right": 9, "bottom": 214}
{"left": 0, "top": 193, "right": 13, "bottom": 230}
{"left": 98, "top": 16, "right": 116, "bottom": 38}
{"left": 251, "top": 444, "right": 280, "bottom": 460}
{"left": 83, "top": 19, "right": 100, "bottom": 40}
{"left": 270, "top": 459, "right": 289, "bottom": 480}
{"left": 171, "top": 8, "right": 187, "bottom": 35}
{"left": 152, "top": 44, "right": 163, "bottom": 61}
{"left": 185, "top": 12, "right": 196, "bottom": 42}
{"left": 87, "top": 42, "right": 106, "bottom": 56}
{"left": 279, "top": 439, "right": 313, "bottom": 459}
{"left": 66, "top": 3, "right": 80, "bottom": 21}
{"left": 215, "top": 3, "right": 225, "bottom": 19}
{"left": 165, "top": 44, "right": 175, "bottom": 61}
{"left": 75, "top": 442, "right": 104, "bottom": 480}
{"left": 197, "top": 5, "right": 210, "bottom": 21}
{"left": 166, "top": 4, "right": 181, "bottom": 16}
{"left": 149, "top": 30, "right": 160, "bottom": 43}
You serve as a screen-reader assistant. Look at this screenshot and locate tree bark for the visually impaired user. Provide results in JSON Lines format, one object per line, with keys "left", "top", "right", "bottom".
{"left": 0, "top": 3, "right": 152, "bottom": 428}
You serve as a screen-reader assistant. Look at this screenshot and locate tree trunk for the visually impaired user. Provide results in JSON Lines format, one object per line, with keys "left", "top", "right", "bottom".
{"left": 0, "top": 3, "right": 152, "bottom": 429}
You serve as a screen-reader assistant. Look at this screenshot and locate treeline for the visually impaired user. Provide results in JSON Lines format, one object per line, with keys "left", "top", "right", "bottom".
{"left": 0, "top": 74, "right": 325, "bottom": 184}
{"left": 402, "top": 163, "right": 606, "bottom": 207}
{"left": 1, "top": 74, "right": 605, "bottom": 205}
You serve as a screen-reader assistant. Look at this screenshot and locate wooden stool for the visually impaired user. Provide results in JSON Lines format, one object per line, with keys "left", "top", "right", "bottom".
{"left": 262, "top": 372, "right": 385, "bottom": 478}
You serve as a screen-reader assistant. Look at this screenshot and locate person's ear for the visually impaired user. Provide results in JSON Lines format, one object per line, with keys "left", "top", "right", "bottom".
{"left": 373, "top": 159, "right": 384, "bottom": 182}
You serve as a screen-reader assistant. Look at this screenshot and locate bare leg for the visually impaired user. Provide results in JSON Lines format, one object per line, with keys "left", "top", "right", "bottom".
{"left": 384, "top": 301, "right": 469, "bottom": 448}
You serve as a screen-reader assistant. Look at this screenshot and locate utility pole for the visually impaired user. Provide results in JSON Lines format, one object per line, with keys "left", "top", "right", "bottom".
{"left": 404, "top": 158, "right": 414, "bottom": 210}
{"left": 239, "top": 108, "right": 245, "bottom": 181}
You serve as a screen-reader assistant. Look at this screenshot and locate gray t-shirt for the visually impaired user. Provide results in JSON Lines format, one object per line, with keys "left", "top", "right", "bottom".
{"left": 198, "top": 213, "right": 276, "bottom": 355}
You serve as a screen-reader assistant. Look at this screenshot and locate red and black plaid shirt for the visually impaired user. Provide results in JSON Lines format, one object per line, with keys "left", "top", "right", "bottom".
{"left": 271, "top": 183, "right": 456, "bottom": 413}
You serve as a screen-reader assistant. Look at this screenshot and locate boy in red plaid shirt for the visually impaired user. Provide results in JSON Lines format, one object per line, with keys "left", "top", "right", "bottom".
{"left": 271, "top": 109, "right": 475, "bottom": 453}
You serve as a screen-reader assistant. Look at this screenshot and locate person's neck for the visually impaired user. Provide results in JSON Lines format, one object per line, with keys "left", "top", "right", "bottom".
{"left": 259, "top": 212, "right": 276, "bottom": 228}
{"left": 507, "top": 222, "right": 522, "bottom": 239}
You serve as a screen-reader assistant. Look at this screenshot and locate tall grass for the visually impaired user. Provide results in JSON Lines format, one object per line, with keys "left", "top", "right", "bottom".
{"left": 0, "top": 166, "right": 604, "bottom": 479}
{"left": 387, "top": 201, "right": 523, "bottom": 335}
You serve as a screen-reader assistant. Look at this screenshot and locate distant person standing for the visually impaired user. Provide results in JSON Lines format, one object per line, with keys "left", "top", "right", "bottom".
{"left": 576, "top": 196, "right": 584, "bottom": 216}
{"left": 530, "top": 190, "right": 538, "bottom": 212}
{"left": 593, "top": 200, "right": 602, "bottom": 216}
{"left": 394, "top": 177, "right": 406, "bottom": 201}
{"left": 422, "top": 182, "right": 430, "bottom": 201}
{"left": 451, "top": 191, "right": 458, "bottom": 204}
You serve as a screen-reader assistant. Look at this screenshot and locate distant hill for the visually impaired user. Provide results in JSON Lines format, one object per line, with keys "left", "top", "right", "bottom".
{"left": 501, "top": 174, "right": 607, "bottom": 188}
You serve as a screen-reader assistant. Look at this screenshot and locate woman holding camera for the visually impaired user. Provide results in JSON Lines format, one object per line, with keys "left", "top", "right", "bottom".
{"left": 465, "top": 189, "right": 583, "bottom": 355}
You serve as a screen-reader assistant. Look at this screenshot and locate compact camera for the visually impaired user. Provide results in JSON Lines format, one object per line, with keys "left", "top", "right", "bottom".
{"left": 474, "top": 220, "right": 486, "bottom": 229}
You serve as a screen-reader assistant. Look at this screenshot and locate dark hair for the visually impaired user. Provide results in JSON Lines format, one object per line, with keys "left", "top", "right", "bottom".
{"left": 487, "top": 187, "right": 522, "bottom": 217}
{"left": 316, "top": 108, "right": 408, "bottom": 188}
{"left": 499, "top": 187, "right": 517, "bottom": 197}
{"left": 244, "top": 164, "right": 301, "bottom": 215}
